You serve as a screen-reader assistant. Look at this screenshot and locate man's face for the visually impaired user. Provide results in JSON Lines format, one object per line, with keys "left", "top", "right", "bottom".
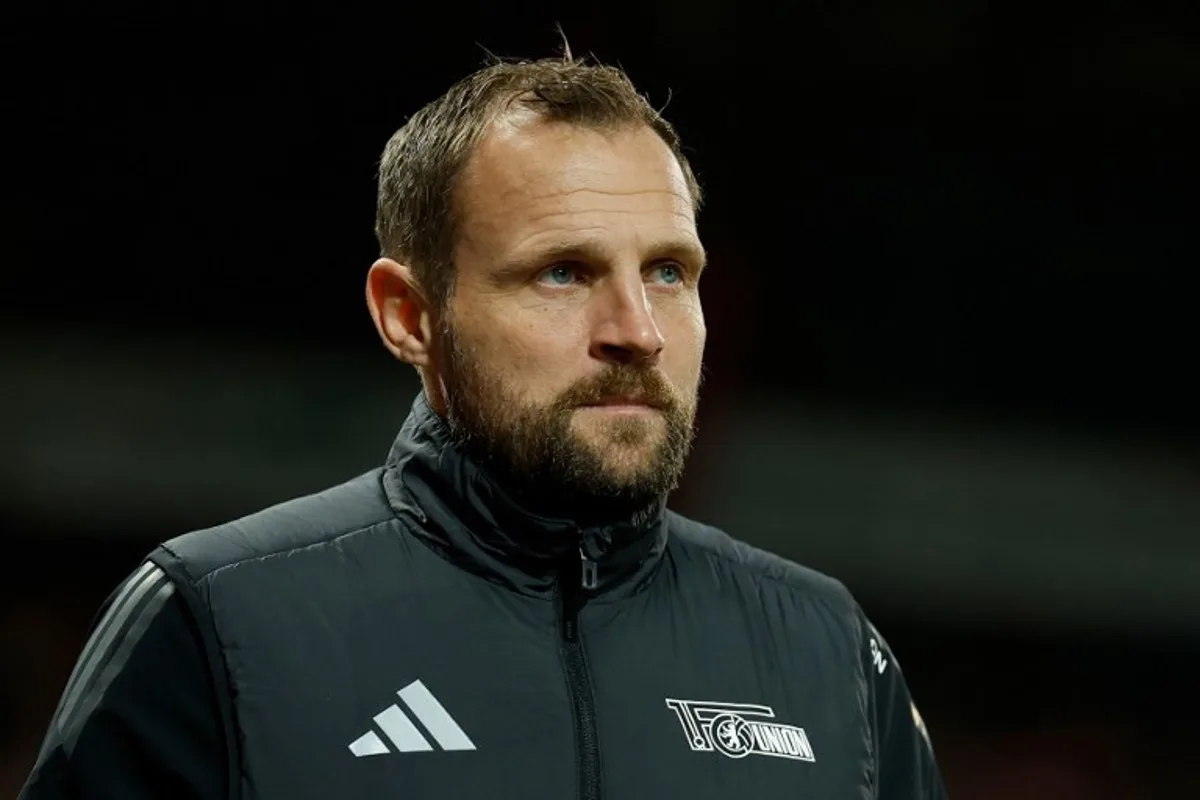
{"left": 436, "top": 116, "right": 707, "bottom": 508}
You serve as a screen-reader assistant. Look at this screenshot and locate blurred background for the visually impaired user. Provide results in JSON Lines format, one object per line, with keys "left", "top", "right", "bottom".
{"left": 3, "top": 1, "right": 1198, "bottom": 797}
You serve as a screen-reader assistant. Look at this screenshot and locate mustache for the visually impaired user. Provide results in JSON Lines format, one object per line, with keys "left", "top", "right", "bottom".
{"left": 555, "top": 365, "right": 679, "bottom": 412}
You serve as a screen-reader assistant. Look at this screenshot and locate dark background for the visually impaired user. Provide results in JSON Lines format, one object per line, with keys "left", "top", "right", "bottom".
{"left": 3, "top": 2, "right": 1198, "bottom": 797}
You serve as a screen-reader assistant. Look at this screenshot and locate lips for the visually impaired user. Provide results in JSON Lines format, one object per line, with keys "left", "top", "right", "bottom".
{"left": 583, "top": 396, "right": 660, "bottom": 409}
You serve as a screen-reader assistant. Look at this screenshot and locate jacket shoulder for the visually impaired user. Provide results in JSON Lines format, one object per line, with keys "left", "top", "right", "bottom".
{"left": 666, "top": 510, "right": 857, "bottom": 609}
{"left": 155, "top": 468, "right": 394, "bottom": 581}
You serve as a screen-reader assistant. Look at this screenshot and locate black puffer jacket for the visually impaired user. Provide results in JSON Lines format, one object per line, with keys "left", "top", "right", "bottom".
{"left": 21, "top": 394, "right": 947, "bottom": 799}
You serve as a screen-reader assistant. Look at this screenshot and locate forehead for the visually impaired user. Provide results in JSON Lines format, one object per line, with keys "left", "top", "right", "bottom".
{"left": 455, "top": 117, "right": 698, "bottom": 254}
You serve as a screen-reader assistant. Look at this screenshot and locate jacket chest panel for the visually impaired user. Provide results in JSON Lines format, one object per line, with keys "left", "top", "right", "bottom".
{"left": 212, "top": 573, "right": 577, "bottom": 799}
{"left": 581, "top": 589, "right": 873, "bottom": 799}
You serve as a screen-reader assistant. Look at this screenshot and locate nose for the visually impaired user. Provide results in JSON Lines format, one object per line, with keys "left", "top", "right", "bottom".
{"left": 589, "top": 277, "right": 665, "bottom": 365}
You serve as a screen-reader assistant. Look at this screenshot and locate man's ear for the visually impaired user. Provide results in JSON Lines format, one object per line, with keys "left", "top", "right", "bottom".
{"left": 365, "top": 258, "right": 436, "bottom": 366}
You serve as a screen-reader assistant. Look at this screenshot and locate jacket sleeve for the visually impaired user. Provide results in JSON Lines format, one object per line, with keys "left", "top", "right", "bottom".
{"left": 862, "top": 616, "right": 948, "bottom": 799}
{"left": 18, "top": 562, "right": 227, "bottom": 800}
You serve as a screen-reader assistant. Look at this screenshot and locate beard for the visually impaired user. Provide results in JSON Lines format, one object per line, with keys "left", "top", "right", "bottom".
{"left": 437, "top": 319, "right": 698, "bottom": 513}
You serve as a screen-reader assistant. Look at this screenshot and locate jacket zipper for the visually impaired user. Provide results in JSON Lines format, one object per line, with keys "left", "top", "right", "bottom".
{"left": 559, "top": 547, "right": 601, "bottom": 800}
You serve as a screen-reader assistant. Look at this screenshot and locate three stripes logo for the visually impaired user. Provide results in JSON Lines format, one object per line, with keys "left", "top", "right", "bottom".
{"left": 349, "top": 679, "right": 476, "bottom": 757}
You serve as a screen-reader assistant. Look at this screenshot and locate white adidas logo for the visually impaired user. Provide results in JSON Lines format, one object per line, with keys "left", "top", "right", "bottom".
{"left": 348, "top": 679, "right": 476, "bottom": 757}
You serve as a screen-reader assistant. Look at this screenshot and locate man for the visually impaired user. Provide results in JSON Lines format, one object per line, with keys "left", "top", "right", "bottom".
{"left": 21, "top": 53, "right": 947, "bottom": 799}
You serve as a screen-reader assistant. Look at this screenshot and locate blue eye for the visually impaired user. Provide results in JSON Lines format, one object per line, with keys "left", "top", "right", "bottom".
{"left": 651, "top": 263, "right": 683, "bottom": 284}
{"left": 540, "top": 265, "right": 577, "bottom": 286}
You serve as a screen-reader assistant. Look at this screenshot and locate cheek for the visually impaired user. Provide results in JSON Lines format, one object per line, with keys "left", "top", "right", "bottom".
{"left": 464, "top": 306, "right": 587, "bottom": 397}
{"left": 659, "top": 302, "right": 706, "bottom": 390}
{"left": 663, "top": 298, "right": 706, "bottom": 355}
{"left": 690, "top": 303, "right": 707, "bottom": 349}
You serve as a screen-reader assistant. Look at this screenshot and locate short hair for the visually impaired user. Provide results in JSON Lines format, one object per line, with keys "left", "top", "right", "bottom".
{"left": 374, "top": 52, "right": 703, "bottom": 311}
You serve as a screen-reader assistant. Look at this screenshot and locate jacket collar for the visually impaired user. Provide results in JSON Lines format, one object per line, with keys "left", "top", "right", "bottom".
{"left": 381, "top": 393, "right": 668, "bottom": 600}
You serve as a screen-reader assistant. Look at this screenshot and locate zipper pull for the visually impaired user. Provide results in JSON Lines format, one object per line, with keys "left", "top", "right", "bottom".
{"left": 580, "top": 547, "right": 599, "bottom": 591}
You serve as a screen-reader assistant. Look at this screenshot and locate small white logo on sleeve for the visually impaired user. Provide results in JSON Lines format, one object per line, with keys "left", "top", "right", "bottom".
{"left": 870, "top": 637, "right": 889, "bottom": 674}
{"left": 666, "top": 698, "right": 815, "bottom": 762}
{"left": 348, "top": 679, "right": 476, "bottom": 757}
